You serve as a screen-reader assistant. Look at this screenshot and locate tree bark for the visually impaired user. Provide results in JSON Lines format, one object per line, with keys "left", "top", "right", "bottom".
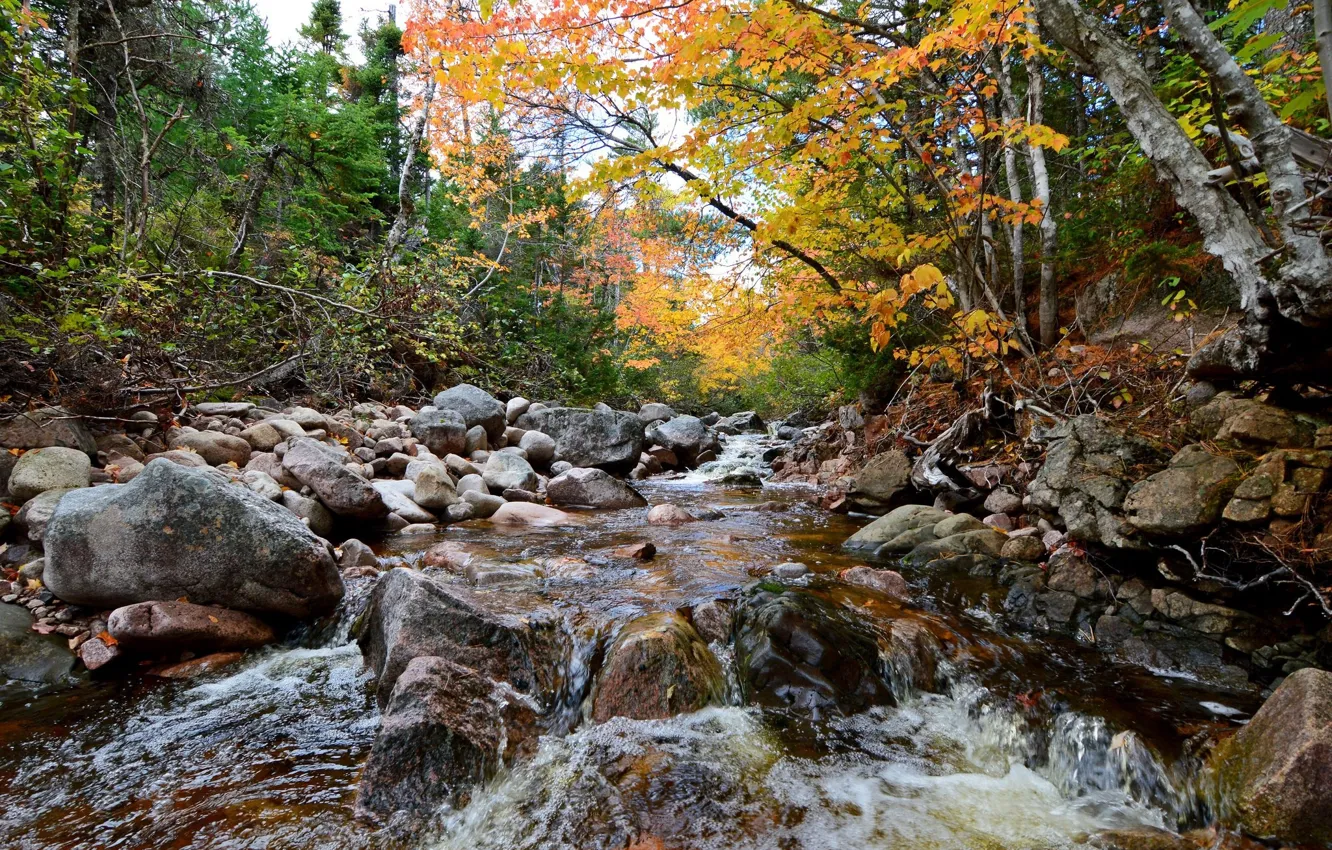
{"left": 226, "top": 144, "right": 287, "bottom": 271}
{"left": 995, "top": 51, "right": 1030, "bottom": 345}
{"left": 385, "top": 82, "right": 435, "bottom": 260}
{"left": 1024, "top": 22, "right": 1060, "bottom": 347}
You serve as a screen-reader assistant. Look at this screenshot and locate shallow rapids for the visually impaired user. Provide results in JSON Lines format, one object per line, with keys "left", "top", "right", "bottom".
{"left": 0, "top": 435, "right": 1257, "bottom": 849}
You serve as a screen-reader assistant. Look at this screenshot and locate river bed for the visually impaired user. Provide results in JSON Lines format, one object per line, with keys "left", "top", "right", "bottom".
{"left": 0, "top": 436, "right": 1260, "bottom": 849}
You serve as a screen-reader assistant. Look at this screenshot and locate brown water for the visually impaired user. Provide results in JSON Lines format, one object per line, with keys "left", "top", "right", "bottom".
{"left": 0, "top": 436, "right": 1261, "bottom": 850}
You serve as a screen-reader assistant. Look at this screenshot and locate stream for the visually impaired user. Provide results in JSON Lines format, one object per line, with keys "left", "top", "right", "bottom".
{"left": 0, "top": 436, "right": 1261, "bottom": 849}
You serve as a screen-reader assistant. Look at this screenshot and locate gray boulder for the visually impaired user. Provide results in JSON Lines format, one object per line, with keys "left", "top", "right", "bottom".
{"left": 646, "top": 415, "right": 718, "bottom": 467}
{"left": 409, "top": 409, "right": 468, "bottom": 457}
{"left": 413, "top": 465, "right": 460, "bottom": 510}
{"left": 518, "top": 430, "right": 556, "bottom": 465}
{"left": 8, "top": 447, "right": 90, "bottom": 503}
{"left": 354, "top": 568, "right": 566, "bottom": 710}
{"left": 14, "top": 488, "right": 75, "bottom": 543}
{"left": 240, "top": 469, "right": 283, "bottom": 501}
{"left": 638, "top": 402, "right": 675, "bottom": 424}
{"left": 1026, "top": 415, "right": 1165, "bottom": 549}
{"left": 0, "top": 407, "right": 96, "bottom": 455}
{"left": 461, "top": 490, "right": 504, "bottom": 518}
{"left": 482, "top": 452, "right": 538, "bottom": 493}
{"left": 355, "top": 655, "right": 539, "bottom": 822}
{"left": 0, "top": 605, "right": 74, "bottom": 684}
{"left": 44, "top": 459, "right": 342, "bottom": 618}
{"left": 505, "top": 397, "right": 531, "bottom": 424}
{"left": 372, "top": 480, "right": 436, "bottom": 524}
{"left": 514, "top": 407, "right": 645, "bottom": 474}
{"left": 1123, "top": 445, "right": 1240, "bottom": 537}
{"left": 547, "top": 467, "right": 647, "bottom": 509}
{"left": 282, "top": 490, "right": 335, "bottom": 537}
{"left": 282, "top": 438, "right": 388, "bottom": 519}
{"left": 433, "top": 384, "right": 506, "bottom": 442}
{"left": 239, "top": 422, "right": 285, "bottom": 452}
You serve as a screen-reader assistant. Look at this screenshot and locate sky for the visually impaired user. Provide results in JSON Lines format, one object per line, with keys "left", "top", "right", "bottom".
{"left": 249, "top": 0, "right": 407, "bottom": 55}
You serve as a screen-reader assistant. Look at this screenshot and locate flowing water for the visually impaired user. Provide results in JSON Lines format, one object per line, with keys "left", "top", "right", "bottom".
{"left": 0, "top": 436, "right": 1260, "bottom": 849}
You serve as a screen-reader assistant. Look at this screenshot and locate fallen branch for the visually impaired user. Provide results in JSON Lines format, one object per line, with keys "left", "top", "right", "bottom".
{"left": 118, "top": 351, "right": 306, "bottom": 395}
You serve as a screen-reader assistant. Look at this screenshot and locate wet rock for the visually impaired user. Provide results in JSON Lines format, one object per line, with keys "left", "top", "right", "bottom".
{"left": 338, "top": 538, "right": 379, "bottom": 569}
{"left": 843, "top": 504, "right": 949, "bottom": 551}
{"left": 876, "top": 524, "right": 941, "bottom": 555}
{"left": 282, "top": 438, "right": 388, "bottom": 519}
{"left": 461, "top": 490, "right": 504, "bottom": 518}
{"left": 13, "top": 488, "right": 75, "bottom": 543}
{"left": 690, "top": 600, "right": 733, "bottom": 644}
{"left": 645, "top": 415, "right": 719, "bottom": 467}
{"left": 1217, "top": 667, "right": 1332, "bottom": 844}
{"left": 723, "top": 410, "right": 765, "bottom": 431}
{"left": 397, "top": 523, "right": 437, "bottom": 536}
{"left": 903, "top": 528, "right": 1007, "bottom": 565}
{"left": 518, "top": 430, "right": 556, "bottom": 465}
{"left": 839, "top": 566, "right": 909, "bottom": 599}
{"left": 734, "top": 585, "right": 894, "bottom": 715}
{"left": 0, "top": 604, "right": 74, "bottom": 684}
{"left": 847, "top": 451, "right": 914, "bottom": 514}
{"left": 107, "top": 600, "right": 275, "bottom": 653}
{"left": 482, "top": 452, "right": 538, "bottom": 493}
{"left": 422, "top": 541, "right": 476, "bottom": 572}
{"left": 433, "top": 384, "right": 507, "bottom": 442}
{"left": 1026, "top": 415, "right": 1165, "bottom": 549}
{"left": 547, "top": 467, "right": 647, "bottom": 509}
{"left": 77, "top": 635, "right": 122, "bottom": 670}
{"left": 590, "top": 613, "right": 724, "bottom": 723}
{"left": 148, "top": 651, "right": 246, "bottom": 679}
{"left": 1123, "top": 445, "right": 1240, "bottom": 537}
{"left": 1087, "top": 827, "right": 1196, "bottom": 850}
{"left": 516, "top": 407, "right": 646, "bottom": 474}
{"left": 8, "top": 447, "right": 90, "bottom": 503}
{"left": 44, "top": 459, "right": 342, "bottom": 618}
{"left": 770, "top": 561, "right": 810, "bottom": 580}
{"left": 408, "top": 408, "right": 468, "bottom": 457}
{"left": 0, "top": 407, "right": 97, "bottom": 455}
{"left": 610, "top": 542, "right": 655, "bottom": 560}
{"left": 355, "top": 568, "right": 565, "bottom": 710}
{"left": 1045, "top": 550, "right": 1108, "bottom": 600}
{"left": 490, "top": 502, "right": 577, "bottom": 527}
{"left": 168, "top": 430, "right": 252, "bottom": 467}
{"left": 646, "top": 504, "right": 697, "bottom": 525}
{"left": 355, "top": 655, "right": 539, "bottom": 823}
{"left": 932, "top": 513, "right": 987, "bottom": 537}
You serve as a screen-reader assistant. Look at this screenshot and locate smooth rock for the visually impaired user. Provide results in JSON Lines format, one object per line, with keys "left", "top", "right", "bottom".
{"left": 409, "top": 409, "right": 468, "bottom": 457}
{"left": 847, "top": 451, "right": 914, "bottom": 513}
{"left": 904, "top": 528, "right": 1007, "bottom": 565}
{"left": 13, "top": 488, "right": 75, "bottom": 543}
{"left": 839, "top": 566, "right": 909, "bottom": 599}
{"left": 107, "top": 600, "right": 275, "bottom": 653}
{"left": 638, "top": 403, "right": 674, "bottom": 424}
{"left": 505, "top": 397, "right": 531, "bottom": 424}
{"left": 483, "top": 452, "right": 538, "bottom": 493}
{"left": 8, "top": 447, "right": 90, "bottom": 502}
{"left": 490, "top": 502, "right": 577, "bottom": 527}
{"left": 240, "top": 469, "right": 283, "bottom": 501}
{"left": 0, "top": 407, "right": 96, "bottom": 454}
{"left": 282, "top": 490, "right": 335, "bottom": 538}
{"left": 547, "top": 467, "right": 647, "bottom": 509}
{"left": 433, "top": 384, "right": 506, "bottom": 442}
{"left": 169, "top": 430, "right": 252, "bottom": 467}
{"left": 413, "top": 464, "right": 460, "bottom": 510}
{"left": 647, "top": 503, "right": 696, "bottom": 525}
{"left": 843, "top": 504, "right": 949, "bottom": 551}
{"left": 461, "top": 490, "right": 504, "bottom": 518}
{"left": 44, "top": 459, "right": 342, "bottom": 618}
{"left": 282, "top": 438, "right": 388, "bottom": 519}
{"left": 590, "top": 612, "right": 725, "bottom": 722}
{"left": 518, "top": 430, "right": 556, "bottom": 465}
{"left": 338, "top": 538, "right": 379, "bottom": 570}
{"left": 513, "top": 407, "right": 645, "bottom": 474}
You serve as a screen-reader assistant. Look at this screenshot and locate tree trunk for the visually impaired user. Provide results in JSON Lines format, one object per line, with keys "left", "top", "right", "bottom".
{"left": 1024, "top": 24, "right": 1060, "bottom": 347}
{"left": 226, "top": 144, "right": 287, "bottom": 271}
{"left": 1034, "top": 0, "right": 1332, "bottom": 379}
{"left": 385, "top": 83, "right": 435, "bottom": 260}
{"left": 995, "top": 51, "right": 1030, "bottom": 344}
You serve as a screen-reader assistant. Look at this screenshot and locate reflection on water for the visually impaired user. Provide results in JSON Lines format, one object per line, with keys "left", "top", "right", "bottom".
{"left": 0, "top": 436, "right": 1257, "bottom": 849}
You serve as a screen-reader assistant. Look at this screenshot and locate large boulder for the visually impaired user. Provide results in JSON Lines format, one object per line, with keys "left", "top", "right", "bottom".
{"left": 0, "top": 407, "right": 96, "bottom": 455}
{"left": 355, "top": 568, "right": 567, "bottom": 711}
{"left": 843, "top": 504, "right": 949, "bottom": 552}
{"left": 408, "top": 409, "right": 468, "bottom": 457}
{"left": 1216, "top": 667, "right": 1332, "bottom": 844}
{"left": 7, "top": 447, "right": 90, "bottom": 503}
{"left": 281, "top": 438, "right": 388, "bottom": 519}
{"left": 0, "top": 604, "right": 74, "bottom": 685}
{"left": 646, "top": 415, "right": 718, "bottom": 467}
{"left": 1026, "top": 415, "right": 1166, "bottom": 549}
{"left": 734, "top": 585, "right": 894, "bottom": 714}
{"left": 168, "top": 430, "right": 252, "bottom": 467}
{"left": 432, "top": 384, "right": 506, "bottom": 442}
{"left": 515, "top": 407, "right": 645, "bottom": 474}
{"left": 44, "top": 459, "right": 342, "bottom": 618}
{"left": 107, "top": 600, "right": 276, "bottom": 653}
{"left": 547, "top": 467, "right": 647, "bottom": 509}
{"left": 638, "top": 402, "right": 675, "bottom": 424}
{"left": 589, "top": 612, "right": 725, "bottom": 722}
{"left": 371, "top": 480, "right": 436, "bottom": 525}
{"left": 355, "top": 655, "right": 540, "bottom": 823}
{"left": 482, "top": 452, "right": 538, "bottom": 493}
{"left": 903, "top": 528, "right": 1007, "bottom": 565}
{"left": 1123, "top": 445, "right": 1241, "bottom": 537}
{"left": 847, "top": 451, "right": 914, "bottom": 514}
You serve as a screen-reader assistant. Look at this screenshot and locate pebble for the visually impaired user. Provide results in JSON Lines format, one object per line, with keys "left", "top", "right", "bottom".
{"left": 771, "top": 561, "right": 811, "bottom": 580}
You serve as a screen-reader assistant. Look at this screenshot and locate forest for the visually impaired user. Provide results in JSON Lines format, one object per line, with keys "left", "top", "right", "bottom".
{"left": 3, "top": 0, "right": 1332, "bottom": 847}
